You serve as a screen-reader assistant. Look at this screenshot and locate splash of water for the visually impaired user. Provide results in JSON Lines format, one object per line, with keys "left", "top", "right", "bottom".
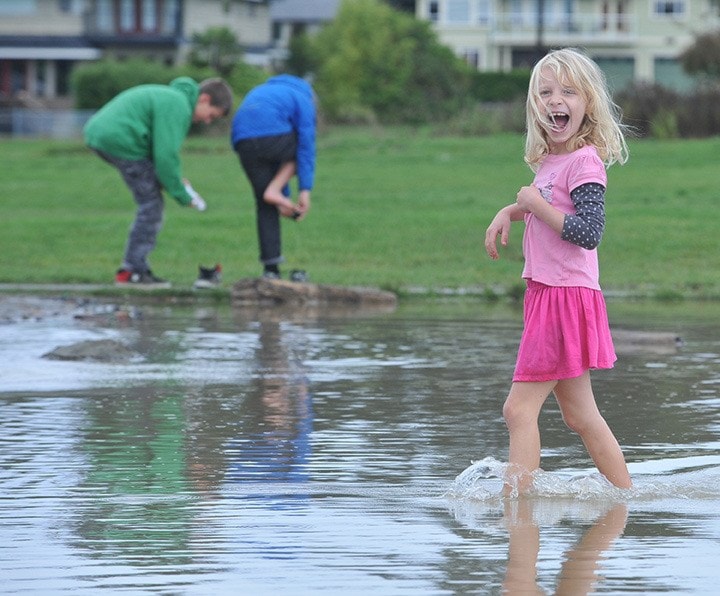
{"left": 445, "top": 455, "right": 720, "bottom": 502}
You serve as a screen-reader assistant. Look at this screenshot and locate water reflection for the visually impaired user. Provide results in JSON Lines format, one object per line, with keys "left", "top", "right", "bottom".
{"left": 503, "top": 500, "right": 628, "bottom": 595}
{"left": 1, "top": 296, "right": 720, "bottom": 593}
{"left": 73, "top": 390, "right": 192, "bottom": 565}
{"left": 224, "top": 319, "right": 313, "bottom": 498}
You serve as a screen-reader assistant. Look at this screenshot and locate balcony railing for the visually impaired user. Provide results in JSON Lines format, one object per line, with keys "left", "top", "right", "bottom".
{"left": 445, "top": 12, "right": 636, "bottom": 43}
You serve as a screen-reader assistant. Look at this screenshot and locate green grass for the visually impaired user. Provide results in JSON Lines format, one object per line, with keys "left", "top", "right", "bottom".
{"left": 2, "top": 127, "right": 719, "bottom": 298}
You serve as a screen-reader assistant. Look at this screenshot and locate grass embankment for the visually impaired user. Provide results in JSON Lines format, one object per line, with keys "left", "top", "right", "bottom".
{"left": 2, "top": 127, "right": 719, "bottom": 299}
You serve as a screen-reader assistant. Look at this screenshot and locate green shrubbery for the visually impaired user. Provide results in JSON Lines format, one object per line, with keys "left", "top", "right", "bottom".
{"left": 73, "top": 59, "right": 176, "bottom": 109}
{"left": 469, "top": 70, "right": 531, "bottom": 102}
{"left": 72, "top": 57, "right": 267, "bottom": 111}
{"left": 292, "top": 0, "right": 473, "bottom": 124}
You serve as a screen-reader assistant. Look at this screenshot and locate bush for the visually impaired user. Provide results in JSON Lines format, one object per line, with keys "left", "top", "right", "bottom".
{"left": 675, "top": 85, "right": 720, "bottom": 137}
{"left": 615, "top": 82, "right": 681, "bottom": 138}
{"left": 73, "top": 58, "right": 267, "bottom": 113}
{"left": 438, "top": 100, "right": 526, "bottom": 136}
{"left": 469, "top": 70, "right": 530, "bottom": 102}
{"left": 225, "top": 62, "right": 269, "bottom": 101}
{"left": 616, "top": 82, "right": 720, "bottom": 138}
{"left": 72, "top": 59, "right": 176, "bottom": 109}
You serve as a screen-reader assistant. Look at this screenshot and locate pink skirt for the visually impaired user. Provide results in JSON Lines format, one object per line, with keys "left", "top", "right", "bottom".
{"left": 513, "top": 281, "right": 617, "bottom": 383}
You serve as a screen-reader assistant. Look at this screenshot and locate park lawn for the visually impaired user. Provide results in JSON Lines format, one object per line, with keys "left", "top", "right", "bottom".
{"left": 2, "top": 127, "right": 719, "bottom": 298}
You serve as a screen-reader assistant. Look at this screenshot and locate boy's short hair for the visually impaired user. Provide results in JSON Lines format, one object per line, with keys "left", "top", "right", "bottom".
{"left": 199, "top": 78, "right": 234, "bottom": 116}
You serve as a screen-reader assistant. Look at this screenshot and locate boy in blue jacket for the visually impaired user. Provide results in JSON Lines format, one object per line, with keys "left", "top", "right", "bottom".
{"left": 231, "top": 75, "right": 316, "bottom": 280}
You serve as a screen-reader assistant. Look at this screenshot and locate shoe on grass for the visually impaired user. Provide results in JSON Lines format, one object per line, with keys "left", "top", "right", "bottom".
{"left": 193, "top": 264, "right": 222, "bottom": 289}
{"left": 115, "top": 268, "right": 171, "bottom": 289}
{"left": 289, "top": 269, "right": 309, "bottom": 283}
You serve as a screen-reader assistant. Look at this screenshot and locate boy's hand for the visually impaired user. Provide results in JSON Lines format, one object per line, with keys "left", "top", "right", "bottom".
{"left": 292, "top": 190, "right": 311, "bottom": 221}
{"left": 183, "top": 180, "right": 207, "bottom": 212}
{"left": 190, "top": 195, "right": 207, "bottom": 212}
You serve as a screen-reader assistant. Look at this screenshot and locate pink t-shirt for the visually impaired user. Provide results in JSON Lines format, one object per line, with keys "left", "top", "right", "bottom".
{"left": 521, "top": 145, "right": 607, "bottom": 289}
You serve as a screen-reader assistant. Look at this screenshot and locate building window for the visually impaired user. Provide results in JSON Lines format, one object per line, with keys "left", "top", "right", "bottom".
{"left": 93, "top": 0, "right": 176, "bottom": 35}
{"left": 162, "top": 0, "right": 177, "bottom": 31}
{"left": 56, "top": 60, "right": 73, "bottom": 96}
{"left": 463, "top": 49, "right": 480, "bottom": 68}
{"left": 0, "top": 1, "right": 36, "bottom": 16}
{"left": 510, "top": 0, "right": 526, "bottom": 27}
{"left": 593, "top": 56, "right": 634, "bottom": 92}
{"left": 96, "top": 0, "right": 112, "bottom": 31}
{"left": 429, "top": 1, "right": 439, "bottom": 22}
{"left": 447, "top": 0, "right": 470, "bottom": 23}
{"left": 142, "top": 0, "right": 157, "bottom": 31}
{"left": 653, "top": 0, "right": 685, "bottom": 16}
{"left": 655, "top": 57, "right": 697, "bottom": 91}
{"left": 477, "top": 0, "right": 491, "bottom": 25}
{"left": 58, "top": 0, "right": 83, "bottom": 13}
{"left": 119, "top": 0, "right": 136, "bottom": 32}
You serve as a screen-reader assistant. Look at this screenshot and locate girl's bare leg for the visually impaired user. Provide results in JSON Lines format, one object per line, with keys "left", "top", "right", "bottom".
{"left": 502, "top": 380, "right": 556, "bottom": 495}
{"left": 553, "top": 372, "right": 632, "bottom": 489}
{"left": 263, "top": 161, "right": 297, "bottom": 217}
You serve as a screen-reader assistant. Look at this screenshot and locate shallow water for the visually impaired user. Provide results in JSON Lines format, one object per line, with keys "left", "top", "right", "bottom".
{"left": 1, "top": 295, "right": 719, "bottom": 594}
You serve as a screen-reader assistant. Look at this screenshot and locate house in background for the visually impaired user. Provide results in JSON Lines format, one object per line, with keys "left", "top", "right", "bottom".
{"left": 0, "top": 0, "right": 273, "bottom": 107}
{"left": 7, "top": 0, "right": 717, "bottom": 109}
{"left": 0, "top": 1, "right": 100, "bottom": 105}
{"left": 415, "top": 0, "right": 720, "bottom": 91}
{"left": 270, "top": 0, "right": 341, "bottom": 65}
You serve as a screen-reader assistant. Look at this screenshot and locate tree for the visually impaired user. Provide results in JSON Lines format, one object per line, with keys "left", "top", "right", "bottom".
{"left": 305, "top": 0, "right": 471, "bottom": 123}
{"left": 679, "top": 29, "right": 720, "bottom": 78}
{"left": 188, "top": 27, "right": 243, "bottom": 78}
{"left": 384, "top": 0, "right": 416, "bottom": 12}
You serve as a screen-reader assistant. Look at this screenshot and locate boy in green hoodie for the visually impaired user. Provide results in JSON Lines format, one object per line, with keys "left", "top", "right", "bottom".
{"left": 84, "top": 77, "right": 233, "bottom": 288}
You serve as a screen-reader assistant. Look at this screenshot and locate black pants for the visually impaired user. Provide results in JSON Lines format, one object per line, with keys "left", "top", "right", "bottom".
{"left": 235, "top": 133, "right": 297, "bottom": 266}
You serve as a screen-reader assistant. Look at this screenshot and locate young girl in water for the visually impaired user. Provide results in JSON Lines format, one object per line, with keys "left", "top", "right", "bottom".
{"left": 484, "top": 48, "right": 632, "bottom": 494}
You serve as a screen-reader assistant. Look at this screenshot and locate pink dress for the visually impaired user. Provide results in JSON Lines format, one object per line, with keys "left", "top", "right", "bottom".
{"left": 513, "top": 146, "right": 617, "bottom": 382}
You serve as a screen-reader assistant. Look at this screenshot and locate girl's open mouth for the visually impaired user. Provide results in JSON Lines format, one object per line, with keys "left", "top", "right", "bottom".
{"left": 549, "top": 112, "right": 569, "bottom": 131}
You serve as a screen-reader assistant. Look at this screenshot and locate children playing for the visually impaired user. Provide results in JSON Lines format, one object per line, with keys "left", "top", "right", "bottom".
{"left": 84, "top": 77, "right": 233, "bottom": 288}
{"left": 231, "top": 75, "right": 316, "bottom": 280}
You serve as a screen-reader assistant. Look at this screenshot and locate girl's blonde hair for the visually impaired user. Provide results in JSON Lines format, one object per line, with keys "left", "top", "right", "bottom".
{"left": 524, "top": 48, "right": 629, "bottom": 171}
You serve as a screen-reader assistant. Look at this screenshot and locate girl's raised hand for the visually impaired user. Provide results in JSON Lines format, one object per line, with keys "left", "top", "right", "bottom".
{"left": 485, "top": 210, "right": 512, "bottom": 260}
{"left": 516, "top": 185, "right": 543, "bottom": 212}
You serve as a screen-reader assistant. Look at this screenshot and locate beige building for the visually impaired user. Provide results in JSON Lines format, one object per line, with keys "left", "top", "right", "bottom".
{"left": 270, "top": 0, "right": 341, "bottom": 64}
{"left": 415, "top": 0, "right": 720, "bottom": 90}
{"left": 0, "top": 0, "right": 272, "bottom": 105}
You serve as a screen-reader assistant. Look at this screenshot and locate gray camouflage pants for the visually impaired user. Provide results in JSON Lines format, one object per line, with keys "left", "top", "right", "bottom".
{"left": 94, "top": 150, "right": 164, "bottom": 273}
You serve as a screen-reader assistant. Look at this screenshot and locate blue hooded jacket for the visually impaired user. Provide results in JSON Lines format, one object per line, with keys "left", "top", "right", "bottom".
{"left": 231, "top": 75, "right": 316, "bottom": 191}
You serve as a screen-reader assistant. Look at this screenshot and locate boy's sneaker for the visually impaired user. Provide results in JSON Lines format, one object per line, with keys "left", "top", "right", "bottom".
{"left": 289, "top": 269, "right": 309, "bottom": 283}
{"left": 115, "top": 268, "right": 171, "bottom": 289}
{"left": 115, "top": 269, "right": 132, "bottom": 284}
{"left": 262, "top": 270, "right": 281, "bottom": 280}
{"left": 193, "top": 264, "right": 222, "bottom": 289}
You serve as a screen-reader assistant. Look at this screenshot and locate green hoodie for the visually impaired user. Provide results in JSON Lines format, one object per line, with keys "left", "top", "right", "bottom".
{"left": 84, "top": 77, "right": 199, "bottom": 206}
